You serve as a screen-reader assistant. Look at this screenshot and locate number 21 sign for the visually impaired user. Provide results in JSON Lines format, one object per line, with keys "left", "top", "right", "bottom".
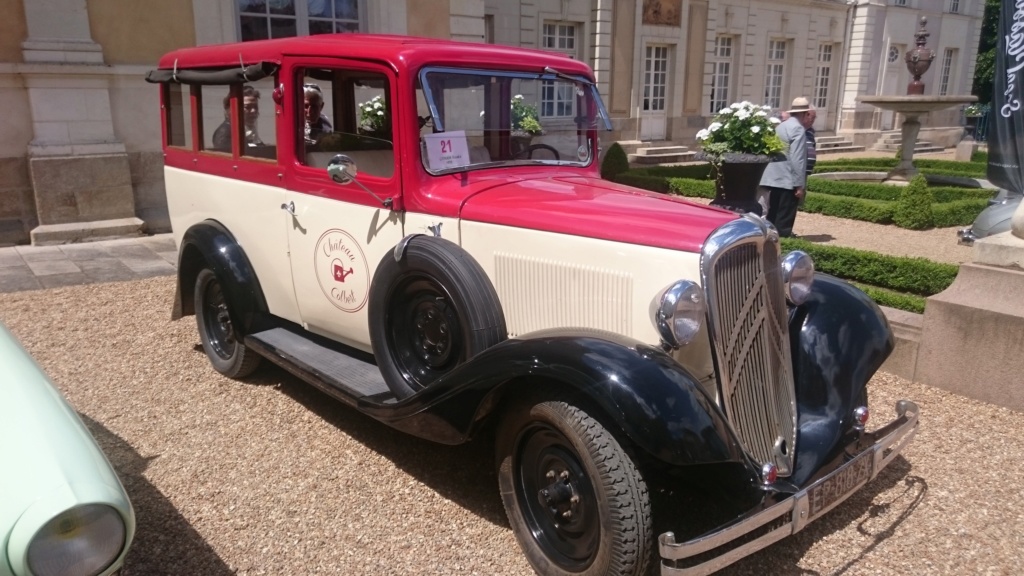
{"left": 424, "top": 130, "right": 470, "bottom": 170}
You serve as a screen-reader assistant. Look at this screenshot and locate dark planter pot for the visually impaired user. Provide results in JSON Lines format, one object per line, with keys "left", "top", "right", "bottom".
{"left": 702, "top": 153, "right": 772, "bottom": 215}
{"left": 963, "top": 115, "right": 981, "bottom": 141}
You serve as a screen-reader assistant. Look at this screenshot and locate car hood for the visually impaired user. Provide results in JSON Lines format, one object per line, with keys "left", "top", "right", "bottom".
{"left": 458, "top": 175, "right": 737, "bottom": 253}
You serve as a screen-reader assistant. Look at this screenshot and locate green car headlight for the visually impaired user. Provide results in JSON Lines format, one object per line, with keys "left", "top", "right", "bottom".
{"left": 27, "top": 504, "right": 126, "bottom": 576}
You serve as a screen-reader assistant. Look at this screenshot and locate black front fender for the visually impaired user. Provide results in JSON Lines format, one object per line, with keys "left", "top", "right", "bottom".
{"left": 789, "top": 273, "right": 894, "bottom": 485}
{"left": 173, "top": 220, "right": 269, "bottom": 336}
{"left": 362, "top": 329, "right": 748, "bottom": 468}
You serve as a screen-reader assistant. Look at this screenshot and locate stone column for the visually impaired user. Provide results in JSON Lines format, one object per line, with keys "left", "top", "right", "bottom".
{"left": 21, "top": 0, "right": 143, "bottom": 245}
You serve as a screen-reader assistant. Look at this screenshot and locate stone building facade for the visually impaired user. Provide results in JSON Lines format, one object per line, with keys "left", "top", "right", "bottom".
{"left": 0, "top": 0, "right": 983, "bottom": 246}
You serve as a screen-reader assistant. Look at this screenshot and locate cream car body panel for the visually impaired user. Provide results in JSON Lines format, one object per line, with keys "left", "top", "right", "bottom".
{"left": 166, "top": 167, "right": 301, "bottom": 324}
{"left": 459, "top": 220, "right": 703, "bottom": 344}
{"left": 283, "top": 190, "right": 405, "bottom": 352}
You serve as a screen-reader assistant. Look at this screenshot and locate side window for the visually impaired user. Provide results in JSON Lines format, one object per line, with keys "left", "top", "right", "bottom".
{"left": 201, "top": 78, "right": 278, "bottom": 161}
{"left": 164, "top": 83, "right": 193, "bottom": 149}
{"left": 300, "top": 68, "right": 394, "bottom": 178}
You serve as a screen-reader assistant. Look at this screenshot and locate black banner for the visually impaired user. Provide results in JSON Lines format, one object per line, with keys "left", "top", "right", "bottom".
{"left": 989, "top": 0, "right": 1024, "bottom": 195}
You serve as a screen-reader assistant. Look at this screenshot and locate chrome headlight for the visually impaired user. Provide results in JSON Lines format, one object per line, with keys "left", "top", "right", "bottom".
{"left": 650, "top": 280, "right": 705, "bottom": 348}
{"left": 28, "top": 504, "right": 126, "bottom": 576}
{"left": 781, "top": 250, "right": 815, "bottom": 305}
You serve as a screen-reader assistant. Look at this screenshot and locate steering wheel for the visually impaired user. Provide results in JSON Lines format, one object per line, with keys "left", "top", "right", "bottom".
{"left": 512, "top": 144, "right": 560, "bottom": 160}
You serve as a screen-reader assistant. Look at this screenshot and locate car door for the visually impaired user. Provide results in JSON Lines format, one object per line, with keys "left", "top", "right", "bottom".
{"left": 282, "top": 59, "right": 405, "bottom": 353}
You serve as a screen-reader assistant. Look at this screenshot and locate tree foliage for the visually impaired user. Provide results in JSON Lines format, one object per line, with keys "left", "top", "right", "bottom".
{"left": 972, "top": 0, "right": 999, "bottom": 105}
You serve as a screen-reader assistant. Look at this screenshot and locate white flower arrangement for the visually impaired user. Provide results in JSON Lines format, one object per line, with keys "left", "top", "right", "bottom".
{"left": 696, "top": 101, "right": 785, "bottom": 163}
{"left": 358, "top": 94, "right": 390, "bottom": 137}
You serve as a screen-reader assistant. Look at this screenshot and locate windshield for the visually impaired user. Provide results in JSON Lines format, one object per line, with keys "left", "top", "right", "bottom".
{"left": 417, "top": 67, "right": 609, "bottom": 174}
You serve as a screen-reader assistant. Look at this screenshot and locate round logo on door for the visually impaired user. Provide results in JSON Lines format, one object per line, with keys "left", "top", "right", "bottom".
{"left": 314, "top": 229, "right": 369, "bottom": 313}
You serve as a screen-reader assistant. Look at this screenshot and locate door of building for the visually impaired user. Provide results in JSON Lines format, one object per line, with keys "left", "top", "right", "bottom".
{"left": 640, "top": 45, "right": 669, "bottom": 141}
{"left": 881, "top": 44, "right": 907, "bottom": 130}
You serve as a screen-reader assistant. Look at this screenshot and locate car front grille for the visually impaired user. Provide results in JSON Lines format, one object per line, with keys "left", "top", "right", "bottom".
{"left": 701, "top": 215, "right": 797, "bottom": 476}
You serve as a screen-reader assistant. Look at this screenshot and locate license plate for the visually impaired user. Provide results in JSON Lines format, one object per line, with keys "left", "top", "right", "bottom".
{"left": 808, "top": 451, "right": 873, "bottom": 517}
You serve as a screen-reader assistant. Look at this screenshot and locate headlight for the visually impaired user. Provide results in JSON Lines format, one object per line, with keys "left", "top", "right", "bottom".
{"left": 27, "top": 504, "right": 126, "bottom": 576}
{"left": 781, "top": 251, "right": 815, "bottom": 305}
{"left": 650, "top": 280, "right": 705, "bottom": 348}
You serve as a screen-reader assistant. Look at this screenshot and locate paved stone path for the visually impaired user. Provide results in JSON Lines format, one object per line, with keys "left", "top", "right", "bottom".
{"left": 0, "top": 234, "right": 177, "bottom": 293}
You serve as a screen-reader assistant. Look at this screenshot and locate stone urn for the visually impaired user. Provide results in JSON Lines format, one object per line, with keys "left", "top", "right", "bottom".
{"left": 698, "top": 152, "right": 773, "bottom": 215}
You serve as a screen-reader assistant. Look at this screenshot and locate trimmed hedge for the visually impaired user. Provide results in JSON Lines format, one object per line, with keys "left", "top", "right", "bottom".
{"left": 632, "top": 164, "right": 715, "bottom": 180}
{"left": 601, "top": 143, "right": 629, "bottom": 180}
{"left": 852, "top": 283, "right": 927, "bottom": 314}
{"left": 892, "top": 175, "right": 935, "bottom": 230}
{"left": 780, "top": 237, "right": 958, "bottom": 296}
{"left": 667, "top": 178, "right": 715, "bottom": 199}
{"left": 801, "top": 194, "right": 894, "bottom": 224}
{"left": 612, "top": 172, "right": 671, "bottom": 193}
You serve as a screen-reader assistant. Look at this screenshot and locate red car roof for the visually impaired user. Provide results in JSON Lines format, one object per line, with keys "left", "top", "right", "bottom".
{"left": 156, "top": 33, "right": 594, "bottom": 78}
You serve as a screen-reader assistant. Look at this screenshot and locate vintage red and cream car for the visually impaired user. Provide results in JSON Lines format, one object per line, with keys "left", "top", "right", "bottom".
{"left": 149, "top": 35, "right": 919, "bottom": 575}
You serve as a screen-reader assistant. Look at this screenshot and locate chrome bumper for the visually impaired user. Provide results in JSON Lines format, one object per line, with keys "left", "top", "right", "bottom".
{"left": 658, "top": 400, "right": 920, "bottom": 576}
{"left": 957, "top": 227, "right": 977, "bottom": 246}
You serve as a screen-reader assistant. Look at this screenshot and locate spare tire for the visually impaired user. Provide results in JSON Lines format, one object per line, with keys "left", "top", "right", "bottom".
{"left": 368, "top": 236, "right": 507, "bottom": 399}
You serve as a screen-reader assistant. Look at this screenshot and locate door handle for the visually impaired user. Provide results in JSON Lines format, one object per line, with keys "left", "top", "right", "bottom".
{"left": 281, "top": 201, "right": 295, "bottom": 215}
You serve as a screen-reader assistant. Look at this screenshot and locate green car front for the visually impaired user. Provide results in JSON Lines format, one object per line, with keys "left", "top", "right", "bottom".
{"left": 0, "top": 325, "right": 135, "bottom": 576}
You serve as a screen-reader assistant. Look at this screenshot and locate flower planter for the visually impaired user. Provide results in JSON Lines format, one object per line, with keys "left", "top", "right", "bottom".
{"left": 696, "top": 152, "right": 773, "bottom": 216}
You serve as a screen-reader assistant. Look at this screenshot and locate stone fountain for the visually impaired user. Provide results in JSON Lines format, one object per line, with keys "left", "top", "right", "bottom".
{"left": 856, "top": 17, "right": 976, "bottom": 181}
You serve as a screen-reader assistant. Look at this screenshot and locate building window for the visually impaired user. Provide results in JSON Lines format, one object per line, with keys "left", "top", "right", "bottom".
{"left": 710, "top": 35, "right": 733, "bottom": 113}
{"left": 948, "top": 0, "right": 960, "bottom": 13}
{"left": 238, "top": 0, "right": 361, "bottom": 41}
{"left": 542, "top": 22, "right": 578, "bottom": 56}
{"left": 813, "top": 44, "right": 833, "bottom": 109}
{"left": 764, "top": 40, "right": 787, "bottom": 109}
{"left": 939, "top": 48, "right": 956, "bottom": 95}
{"left": 892, "top": 0, "right": 907, "bottom": 6}
{"left": 541, "top": 22, "right": 580, "bottom": 118}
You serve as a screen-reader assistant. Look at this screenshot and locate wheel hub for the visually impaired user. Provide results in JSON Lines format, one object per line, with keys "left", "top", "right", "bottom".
{"left": 538, "top": 469, "right": 581, "bottom": 524}
{"left": 413, "top": 298, "right": 453, "bottom": 367}
{"left": 215, "top": 303, "right": 235, "bottom": 343}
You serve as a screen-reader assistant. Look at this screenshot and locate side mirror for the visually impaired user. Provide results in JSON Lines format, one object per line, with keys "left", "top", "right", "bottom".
{"left": 325, "top": 153, "right": 393, "bottom": 209}
{"left": 327, "top": 154, "right": 357, "bottom": 184}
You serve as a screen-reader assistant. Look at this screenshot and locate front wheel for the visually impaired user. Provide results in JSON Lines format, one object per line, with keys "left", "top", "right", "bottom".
{"left": 194, "top": 268, "right": 261, "bottom": 378}
{"left": 497, "top": 398, "right": 652, "bottom": 576}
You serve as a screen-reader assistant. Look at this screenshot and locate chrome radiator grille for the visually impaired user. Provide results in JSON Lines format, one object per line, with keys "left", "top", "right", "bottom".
{"left": 701, "top": 216, "right": 797, "bottom": 476}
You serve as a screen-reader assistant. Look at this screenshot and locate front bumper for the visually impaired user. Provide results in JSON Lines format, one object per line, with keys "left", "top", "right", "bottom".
{"left": 957, "top": 227, "right": 977, "bottom": 246}
{"left": 658, "top": 399, "right": 920, "bottom": 575}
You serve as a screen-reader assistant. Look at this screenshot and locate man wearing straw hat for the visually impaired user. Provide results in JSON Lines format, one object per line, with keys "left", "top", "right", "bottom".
{"left": 758, "top": 96, "right": 814, "bottom": 237}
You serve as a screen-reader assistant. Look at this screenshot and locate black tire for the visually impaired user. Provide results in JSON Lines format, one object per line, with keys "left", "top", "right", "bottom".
{"left": 194, "top": 268, "right": 261, "bottom": 378}
{"left": 514, "top": 143, "right": 561, "bottom": 160}
{"left": 497, "top": 398, "right": 652, "bottom": 576}
{"left": 368, "top": 237, "right": 506, "bottom": 399}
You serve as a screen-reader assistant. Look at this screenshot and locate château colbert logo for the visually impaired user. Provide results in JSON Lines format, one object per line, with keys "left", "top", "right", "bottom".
{"left": 314, "top": 229, "right": 368, "bottom": 312}
{"left": 1002, "top": 0, "right": 1024, "bottom": 118}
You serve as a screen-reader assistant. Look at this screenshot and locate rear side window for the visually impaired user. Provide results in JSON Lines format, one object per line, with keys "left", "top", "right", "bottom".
{"left": 164, "top": 83, "right": 193, "bottom": 149}
{"left": 200, "top": 77, "right": 278, "bottom": 161}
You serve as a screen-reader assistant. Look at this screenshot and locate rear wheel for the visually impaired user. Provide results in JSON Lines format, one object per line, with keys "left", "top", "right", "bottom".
{"left": 194, "top": 268, "right": 260, "bottom": 378}
{"left": 497, "top": 398, "right": 652, "bottom": 576}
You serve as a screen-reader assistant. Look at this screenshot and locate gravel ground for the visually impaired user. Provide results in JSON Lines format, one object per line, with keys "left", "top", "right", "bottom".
{"left": 3, "top": 275, "right": 1022, "bottom": 575}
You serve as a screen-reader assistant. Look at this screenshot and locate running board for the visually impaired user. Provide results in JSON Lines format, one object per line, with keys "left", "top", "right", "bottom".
{"left": 245, "top": 326, "right": 395, "bottom": 406}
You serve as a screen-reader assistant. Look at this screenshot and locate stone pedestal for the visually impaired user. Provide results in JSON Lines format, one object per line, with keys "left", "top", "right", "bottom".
{"left": 28, "top": 154, "right": 143, "bottom": 245}
{"left": 916, "top": 198, "right": 1024, "bottom": 411}
{"left": 19, "top": 0, "right": 143, "bottom": 245}
{"left": 916, "top": 259, "right": 1024, "bottom": 411}
{"left": 954, "top": 139, "right": 978, "bottom": 162}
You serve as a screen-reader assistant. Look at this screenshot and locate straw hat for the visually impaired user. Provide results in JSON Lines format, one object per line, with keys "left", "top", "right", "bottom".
{"left": 786, "top": 97, "right": 812, "bottom": 114}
